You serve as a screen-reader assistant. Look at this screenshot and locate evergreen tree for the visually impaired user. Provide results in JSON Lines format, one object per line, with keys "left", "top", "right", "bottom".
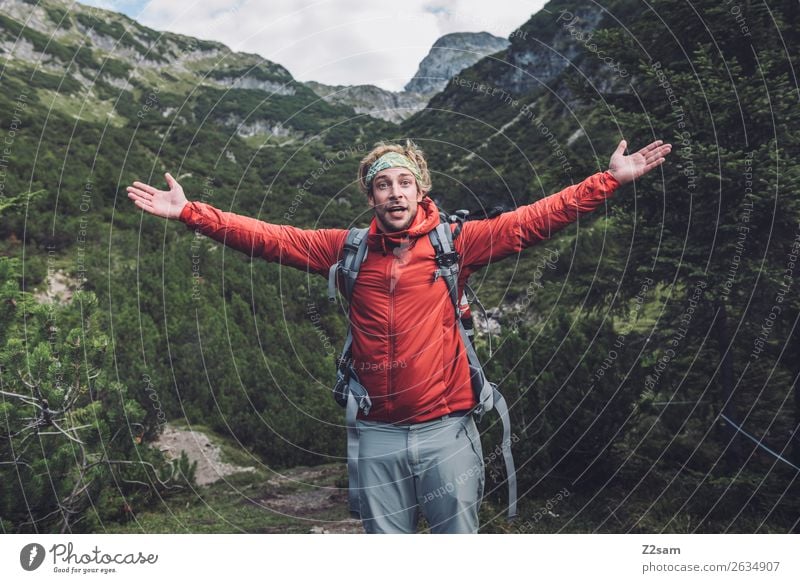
{"left": 0, "top": 203, "right": 193, "bottom": 533}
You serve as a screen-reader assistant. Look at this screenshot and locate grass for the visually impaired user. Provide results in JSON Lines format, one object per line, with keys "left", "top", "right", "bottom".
{"left": 101, "top": 463, "right": 359, "bottom": 534}
{"left": 37, "top": 88, "right": 126, "bottom": 128}
{"left": 100, "top": 473, "right": 293, "bottom": 533}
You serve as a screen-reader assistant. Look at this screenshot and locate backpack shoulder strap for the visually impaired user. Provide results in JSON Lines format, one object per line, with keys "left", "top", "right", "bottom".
{"left": 429, "top": 219, "right": 492, "bottom": 413}
{"left": 327, "top": 227, "right": 371, "bottom": 518}
{"left": 328, "top": 227, "right": 369, "bottom": 304}
{"left": 430, "top": 218, "right": 518, "bottom": 520}
{"left": 428, "top": 221, "right": 461, "bottom": 316}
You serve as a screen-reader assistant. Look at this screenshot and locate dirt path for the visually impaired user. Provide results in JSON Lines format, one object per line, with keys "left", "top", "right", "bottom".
{"left": 34, "top": 269, "right": 78, "bottom": 304}
{"left": 257, "top": 464, "right": 364, "bottom": 533}
{"left": 154, "top": 424, "right": 256, "bottom": 486}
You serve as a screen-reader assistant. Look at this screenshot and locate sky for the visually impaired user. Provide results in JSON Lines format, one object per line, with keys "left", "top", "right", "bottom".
{"left": 77, "top": 0, "right": 545, "bottom": 91}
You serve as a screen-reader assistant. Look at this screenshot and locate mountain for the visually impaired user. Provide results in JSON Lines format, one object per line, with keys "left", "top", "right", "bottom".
{"left": 305, "top": 31, "right": 509, "bottom": 122}
{"left": 304, "top": 80, "right": 427, "bottom": 124}
{"left": 0, "top": 0, "right": 507, "bottom": 128}
{"left": 401, "top": 0, "right": 638, "bottom": 210}
{"left": 404, "top": 31, "right": 510, "bottom": 94}
{"left": 0, "top": 0, "right": 392, "bottom": 145}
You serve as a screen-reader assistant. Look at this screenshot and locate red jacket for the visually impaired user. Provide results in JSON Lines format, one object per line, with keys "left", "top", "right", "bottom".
{"left": 179, "top": 171, "right": 620, "bottom": 423}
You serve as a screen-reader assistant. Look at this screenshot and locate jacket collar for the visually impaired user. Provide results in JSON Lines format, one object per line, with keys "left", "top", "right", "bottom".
{"left": 367, "top": 198, "right": 441, "bottom": 254}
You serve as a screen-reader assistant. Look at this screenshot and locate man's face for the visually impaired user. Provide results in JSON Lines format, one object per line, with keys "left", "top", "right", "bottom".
{"left": 368, "top": 167, "right": 424, "bottom": 233}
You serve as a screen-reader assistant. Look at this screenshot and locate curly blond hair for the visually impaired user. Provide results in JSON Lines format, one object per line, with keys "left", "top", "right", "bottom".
{"left": 357, "top": 139, "right": 432, "bottom": 197}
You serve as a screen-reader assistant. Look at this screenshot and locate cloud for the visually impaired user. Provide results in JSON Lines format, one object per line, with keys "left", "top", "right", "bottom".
{"left": 423, "top": 0, "right": 538, "bottom": 35}
{"left": 84, "top": 0, "right": 543, "bottom": 91}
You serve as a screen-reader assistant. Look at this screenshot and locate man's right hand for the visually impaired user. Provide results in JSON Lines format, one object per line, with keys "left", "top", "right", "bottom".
{"left": 126, "top": 172, "right": 188, "bottom": 220}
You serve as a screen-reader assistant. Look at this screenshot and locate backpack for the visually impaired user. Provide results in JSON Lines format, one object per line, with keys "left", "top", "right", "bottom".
{"left": 327, "top": 208, "right": 517, "bottom": 521}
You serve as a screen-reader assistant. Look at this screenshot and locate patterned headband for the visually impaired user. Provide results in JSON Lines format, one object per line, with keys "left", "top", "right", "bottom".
{"left": 365, "top": 152, "right": 423, "bottom": 189}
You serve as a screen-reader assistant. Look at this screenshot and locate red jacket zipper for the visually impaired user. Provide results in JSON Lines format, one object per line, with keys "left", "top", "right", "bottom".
{"left": 387, "top": 258, "right": 396, "bottom": 407}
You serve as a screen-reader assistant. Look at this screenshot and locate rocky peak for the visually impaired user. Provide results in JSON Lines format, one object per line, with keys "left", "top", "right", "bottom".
{"left": 404, "top": 31, "right": 510, "bottom": 94}
{"left": 305, "top": 31, "right": 510, "bottom": 123}
{"left": 304, "top": 80, "right": 427, "bottom": 124}
{"left": 491, "top": 3, "right": 607, "bottom": 94}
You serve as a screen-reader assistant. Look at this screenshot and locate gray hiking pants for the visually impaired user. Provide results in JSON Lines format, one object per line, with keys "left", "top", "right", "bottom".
{"left": 355, "top": 411, "right": 485, "bottom": 534}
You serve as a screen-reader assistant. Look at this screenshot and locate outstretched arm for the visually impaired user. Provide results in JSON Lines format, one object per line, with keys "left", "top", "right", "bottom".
{"left": 125, "top": 173, "right": 346, "bottom": 276}
{"left": 458, "top": 138, "right": 672, "bottom": 270}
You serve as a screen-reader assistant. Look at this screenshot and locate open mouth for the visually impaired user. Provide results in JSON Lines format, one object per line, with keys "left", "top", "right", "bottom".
{"left": 386, "top": 206, "right": 407, "bottom": 218}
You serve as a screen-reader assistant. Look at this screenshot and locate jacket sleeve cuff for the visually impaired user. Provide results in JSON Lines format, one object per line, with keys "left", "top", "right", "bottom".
{"left": 178, "top": 201, "right": 198, "bottom": 227}
{"left": 601, "top": 170, "right": 621, "bottom": 192}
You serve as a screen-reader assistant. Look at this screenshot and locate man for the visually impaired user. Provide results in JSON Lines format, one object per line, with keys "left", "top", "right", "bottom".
{"left": 127, "top": 137, "right": 671, "bottom": 533}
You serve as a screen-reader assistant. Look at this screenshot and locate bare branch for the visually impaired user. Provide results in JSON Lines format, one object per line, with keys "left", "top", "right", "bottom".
{"left": 91, "top": 459, "right": 187, "bottom": 491}
{"left": 0, "top": 459, "right": 33, "bottom": 470}
{"left": 48, "top": 420, "right": 86, "bottom": 445}
{"left": 0, "top": 389, "right": 40, "bottom": 409}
